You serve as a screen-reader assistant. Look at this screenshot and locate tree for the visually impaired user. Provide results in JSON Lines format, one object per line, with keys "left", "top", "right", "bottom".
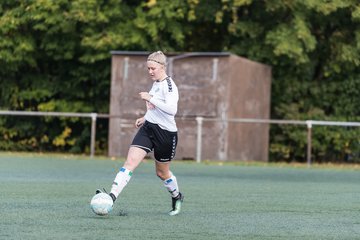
{"left": 0, "top": 0, "right": 359, "bottom": 161}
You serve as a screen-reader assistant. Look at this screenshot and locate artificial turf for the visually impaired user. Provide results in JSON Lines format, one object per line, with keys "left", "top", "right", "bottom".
{"left": 0, "top": 153, "right": 359, "bottom": 239}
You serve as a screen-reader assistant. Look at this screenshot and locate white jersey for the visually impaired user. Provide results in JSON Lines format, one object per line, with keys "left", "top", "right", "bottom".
{"left": 145, "top": 77, "right": 178, "bottom": 132}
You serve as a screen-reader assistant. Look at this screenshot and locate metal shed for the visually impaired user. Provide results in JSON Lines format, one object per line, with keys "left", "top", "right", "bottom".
{"left": 108, "top": 51, "right": 272, "bottom": 161}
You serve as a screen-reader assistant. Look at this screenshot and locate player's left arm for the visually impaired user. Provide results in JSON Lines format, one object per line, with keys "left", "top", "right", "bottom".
{"left": 149, "top": 89, "right": 178, "bottom": 115}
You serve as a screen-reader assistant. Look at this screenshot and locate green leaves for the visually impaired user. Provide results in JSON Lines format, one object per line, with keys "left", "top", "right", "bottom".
{"left": 265, "top": 22, "right": 313, "bottom": 65}
{"left": 303, "top": 0, "right": 354, "bottom": 15}
{"left": 0, "top": 0, "right": 359, "bottom": 161}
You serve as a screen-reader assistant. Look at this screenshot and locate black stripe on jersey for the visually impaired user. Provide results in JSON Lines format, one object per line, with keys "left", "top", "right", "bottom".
{"left": 166, "top": 77, "right": 173, "bottom": 92}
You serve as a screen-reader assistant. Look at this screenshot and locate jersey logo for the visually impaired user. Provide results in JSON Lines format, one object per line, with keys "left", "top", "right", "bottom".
{"left": 166, "top": 77, "right": 173, "bottom": 92}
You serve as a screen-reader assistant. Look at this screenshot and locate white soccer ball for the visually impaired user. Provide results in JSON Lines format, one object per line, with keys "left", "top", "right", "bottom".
{"left": 90, "top": 193, "right": 113, "bottom": 216}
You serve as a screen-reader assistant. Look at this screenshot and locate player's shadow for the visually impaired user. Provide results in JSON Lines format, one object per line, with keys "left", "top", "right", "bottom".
{"left": 85, "top": 209, "right": 128, "bottom": 219}
{"left": 117, "top": 209, "right": 128, "bottom": 216}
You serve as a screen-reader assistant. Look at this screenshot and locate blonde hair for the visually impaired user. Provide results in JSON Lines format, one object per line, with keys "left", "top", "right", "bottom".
{"left": 147, "top": 51, "right": 167, "bottom": 66}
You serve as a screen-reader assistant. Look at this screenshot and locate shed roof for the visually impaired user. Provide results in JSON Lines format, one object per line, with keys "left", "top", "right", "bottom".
{"left": 110, "top": 51, "right": 231, "bottom": 57}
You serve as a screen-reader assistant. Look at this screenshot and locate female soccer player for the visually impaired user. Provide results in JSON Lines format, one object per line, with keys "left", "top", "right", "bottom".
{"left": 97, "top": 51, "right": 183, "bottom": 216}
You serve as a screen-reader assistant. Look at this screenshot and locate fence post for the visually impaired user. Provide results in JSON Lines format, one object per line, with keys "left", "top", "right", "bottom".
{"left": 90, "top": 113, "right": 97, "bottom": 158}
{"left": 196, "top": 116, "right": 204, "bottom": 163}
{"left": 306, "top": 120, "right": 313, "bottom": 167}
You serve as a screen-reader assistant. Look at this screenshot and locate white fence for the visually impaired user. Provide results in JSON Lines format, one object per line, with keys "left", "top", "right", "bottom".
{"left": 1, "top": 110, "right": 359, "bottom": 165}
{"left": 195, "top": 117, "right": 360, "bottom": 166}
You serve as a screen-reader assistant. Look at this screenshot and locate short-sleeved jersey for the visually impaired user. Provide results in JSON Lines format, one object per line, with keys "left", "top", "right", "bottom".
{"left": 144, "top": 77, "right": 179, "bottom": 132}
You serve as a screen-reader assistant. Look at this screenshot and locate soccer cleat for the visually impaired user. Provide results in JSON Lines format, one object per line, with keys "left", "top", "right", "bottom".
{"left": 168, "top": 192, "right": 184, "bottom": 216}
{"left": 95, "top": 189, "right": 103, "bottom": 194}
{"left": 95, "top": 188, "right": 116, "bottom": 203}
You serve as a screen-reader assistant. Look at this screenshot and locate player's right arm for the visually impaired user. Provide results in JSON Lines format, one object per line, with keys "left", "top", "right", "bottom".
{"left": 135, "top": 117, "right": 145, "bottom": 128}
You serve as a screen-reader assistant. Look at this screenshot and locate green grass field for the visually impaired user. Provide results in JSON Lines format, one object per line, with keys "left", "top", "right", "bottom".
{"left": 0, "top": 153, "right": 359, "bottom": 240}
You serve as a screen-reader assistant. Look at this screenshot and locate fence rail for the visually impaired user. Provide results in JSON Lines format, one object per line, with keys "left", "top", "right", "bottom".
{"left": 1, "top": 110, "right": 359, "bottom": 165}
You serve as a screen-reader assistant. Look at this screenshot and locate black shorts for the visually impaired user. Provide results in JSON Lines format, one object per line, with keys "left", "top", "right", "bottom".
{"left": 131, "top": 121, "right": 178, "bottom": 162}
